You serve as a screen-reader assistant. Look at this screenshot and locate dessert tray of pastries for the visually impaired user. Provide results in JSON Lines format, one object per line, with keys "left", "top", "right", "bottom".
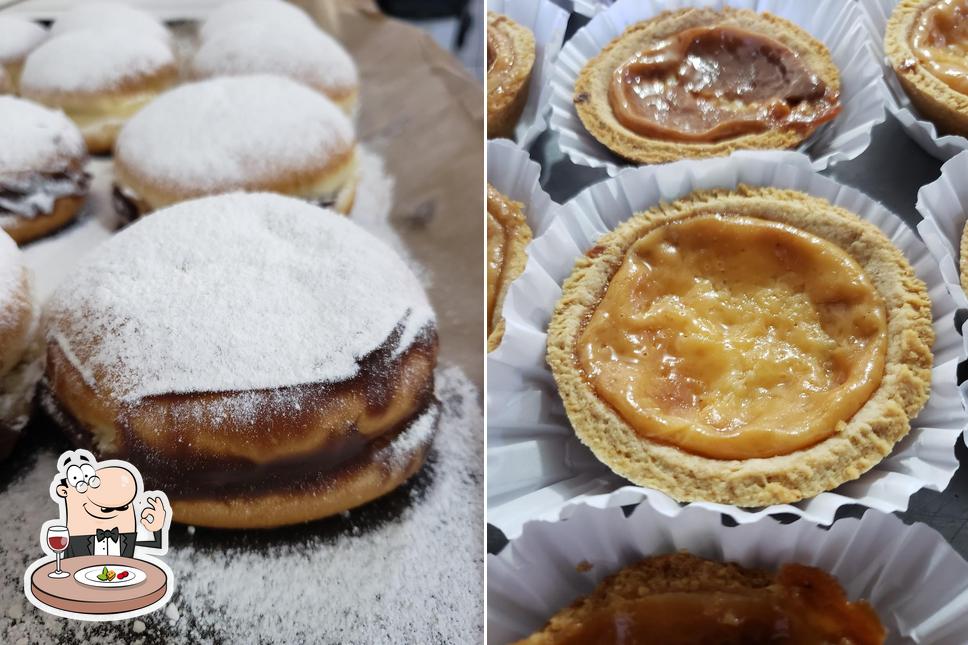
{"left": 0, "top": 1, "right": 483, "bottom": 642}
{"left": 487, "top": 1, "right": 968, "bottom": 643}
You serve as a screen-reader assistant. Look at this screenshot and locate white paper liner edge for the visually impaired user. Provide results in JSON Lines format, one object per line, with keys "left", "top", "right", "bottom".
{"left": 488, "top": 501, "right": 968, "bottom": 645}
{"left": 548, "top": 0, "right": 889, "bottom": 176}
{"left": 486, "top": 139, "right": 562, "bottom": 239}
{"left": 489, "top": 0, "right": 569, "bottom": 148}
{"left": 487, "top": 149, "right": 966, "bottom": 539}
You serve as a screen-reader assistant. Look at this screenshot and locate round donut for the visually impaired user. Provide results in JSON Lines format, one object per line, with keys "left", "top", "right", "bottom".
{"left": 114, "top": 75, "right": 358, "bottom": 217}
{"left": 19, "top": 30, "right": 177, "bottom": 154}
{"left": 42, "top": 192, "right": 439, "bottom": 528}
{"left": 0, "top": 96, "right": 89, "bottom": 244}
{"left": 199, "top": 0, "right": 316, "bottom": 41}
{"left": 50, "top": 2, "right": 169, "bottom": 43}
{"left": 0, "top": 16, "right": 47, "bottom": 94}
{"left": 191, "top": 21, "right": 359, "bottom": 114}
{"left": 0, "top": 228, "right": 36, "bottom": 459}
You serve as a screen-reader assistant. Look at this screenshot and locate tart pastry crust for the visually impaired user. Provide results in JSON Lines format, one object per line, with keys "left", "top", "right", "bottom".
{"left": 487, "top": 11, "right": 535, "bottom": 139}
{"left": 487, "top": 184, "right": 532, "bottom": 352}
{"left": 547, "top": 186, "right": 933, "bottom": 506}
{"left": 573, "top": 8, "right": 841, "bottom": 164}
{"left": 887, "top": 0, "right": 968, "bottom": 138}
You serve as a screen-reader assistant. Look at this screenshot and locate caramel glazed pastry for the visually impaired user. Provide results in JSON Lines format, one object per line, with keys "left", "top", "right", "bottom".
{"left": 113, "top": 75, "right": 359, "bottom": 219}
{"left": 487, "top": 184, "right": 532, "bottom": 351}
{"left": 0, "top": 96, "right": 90, "bottom": 244}
{"left": 514, "top": 553, "right": 886, "bottom": 645}
{"left": 18, "top": 13, "right": 176, "bottom": 155}
{"left": 487, "top": 11, "right": 536, "bottom": 139}
{"left": 887, "top": 0, "right": 968, "bottom": 137}
{"left": 573, "top": 8, "right": 842, "bottom": 164}
{"left": 41, "top": 192, "right": 440, "bottom": 529}
{"left": 0, "top": 16, "right": 47, "bottom": 94}
{"left": 548, "top": 187, "right": 933, "bottom": 506}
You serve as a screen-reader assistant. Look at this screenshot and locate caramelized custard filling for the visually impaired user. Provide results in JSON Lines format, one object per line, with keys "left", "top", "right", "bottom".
{"left": 549, "top": 564, "right": 885, "bottom": 645}
{"left": 608, "top": 26, "right": 841, "bottom": 142}
{"left": 486, "top": 184, "right": 527, "bottom": 337}
{"left": 911, "top": 0, "right": 968, "bottom": 95}
{"left": 487, "top": 18, "right": 516, "bottom": 98}
{"left": 577, "top": 214, "right": 887, "bottom": 460}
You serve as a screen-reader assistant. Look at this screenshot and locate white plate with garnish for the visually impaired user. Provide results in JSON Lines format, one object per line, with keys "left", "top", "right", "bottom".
{"left": 74, "top": 564, "right": 146, "bottom": 588}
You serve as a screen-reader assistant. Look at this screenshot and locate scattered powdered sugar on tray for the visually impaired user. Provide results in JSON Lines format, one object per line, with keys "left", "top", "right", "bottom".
{"left": 192, "top": 21, "right": 357, "bottom": 94}
{"left": 0, "top": 97, "right": 85, "bottom": 174}
{"left": 114, "top": 75, "right": 353, "bottom": 195}
{"left": 20, "top": 29, "right": 173, "bottom": 95}
{"left": 49, "top": 2, "right": 169, "bottom": 43}
{"left": 0, "top": 16, "right": 47, "bottom": 64}
{"left": 199, "top": 0, "right": 316, "bottom": 41}
{"left": 0, "top": 367, "right": 483, "bottom": 644}
{"left": 45, "top": 191, "right": 435, "bottom": 402}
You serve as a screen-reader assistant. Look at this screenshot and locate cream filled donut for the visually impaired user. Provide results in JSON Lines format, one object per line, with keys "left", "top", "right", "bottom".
{"left": 0, "top": 229, "right": 36, "bottom": 459}
{"left": 199, "top": 0, "right": 316, "bottom": 41}
{"left": 0, "top": 16, "right": 47, "bottom": 94}
{"left": 49, "top": 2, "right": 170, "bottom": 43}
{"left": 42, "top": 192, "right": 439, "bottom": 528}
{"left": 19, "top": 30, "right": 177, "bottom": 154}
{"left": 114, "top": 75, "right": 358, "bottom": 217}
{"left": 191, "top": 21, "right": 359, "bottom": 114}
{"left": 0, "top": 96, "right": 89, "bottom": 244}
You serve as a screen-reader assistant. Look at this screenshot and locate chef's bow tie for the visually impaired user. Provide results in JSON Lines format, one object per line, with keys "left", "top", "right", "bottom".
{"left": 96, "top": 527, "right": 119, "bottom": 542}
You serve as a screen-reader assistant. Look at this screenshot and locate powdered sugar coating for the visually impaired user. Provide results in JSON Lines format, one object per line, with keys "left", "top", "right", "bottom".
{"left": 115, "top": 75, "right": 354, "bottom": 195}
{"left": 192, "top": 21, "right": 358, "bottom": 94}
{"left": 46, "top": 192, "right": 435, "bottom": 402}
{"left": 0, "top": 16, "right": 47, "bottom": 64}
{"left": 49, "top": 2, "right": 169, "bottom": 42}
{"left": 20, "top": 29, "right": 174, "bottom": 95}
{"left": 0, "top": 96, "right": 85, "bottom": 173}
{"left": 200, "top": 0, "right": 315, "bottom": 41}
{"left": 0, "top": 231, "right": 23, "bottom": 319}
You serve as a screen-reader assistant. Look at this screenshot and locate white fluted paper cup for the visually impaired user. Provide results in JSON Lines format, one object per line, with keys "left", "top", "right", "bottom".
{"left": 488, "top": 502, "right": 968, "bottom": 645}
{"left": 858, "top": 0, "right": 968, "bottom": 160}
{"left": 573, "top": 0, "right": 612, "bottom": 18}
{"left": 487, "top": 150, "right": 966, "bottom": 539}
{"left": 489, "top": 0, "right": 569, "bottom": 147}
{"left": 548, "top": 0, "right": 889, "bottom": 176}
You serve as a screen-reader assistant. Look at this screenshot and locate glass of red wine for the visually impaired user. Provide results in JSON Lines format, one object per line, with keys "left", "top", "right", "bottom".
{"left": 47, "top": 525, "right": 70, "bottom": 578}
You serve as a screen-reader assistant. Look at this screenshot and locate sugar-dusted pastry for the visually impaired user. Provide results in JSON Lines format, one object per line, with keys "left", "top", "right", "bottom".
{"left": 514, "top": 553, "right": 885, "bottom": 644}
{"left": 191, "top": 20, "right": 359, "bottom": 114}
{"left": 113, "top": 75, "right": 358, "bottom": 217}
{"left": 0, "top": 229, "right": 37, "bottom": 459}
{"left": 574, "top": 8, "right": 842, "bottom": 163}
{"left": 49, "top": 1, "right": 170, "bottom": 43}
{"left": 41, "top": 192, "right": 439, "bottom": 528}
{"left": 547, "top": 187, "right": 933, "bottom": 506}
{"left": 487, "top": 184, "right": 531, "bottom": 351}
{"left": 19, "top": 30, "right": 176, "bottom": 154}
{"left": 887, "top": 0, "right": 968, "bottom": 137}
{"left": 0, "top": 96, "right": 89, "bottom": 244}
{"left": 199, "top": 0, "right": 316, "bottom": 41}
{"left": 0, "top": 16, "right": 47, "bottom": 94}
{"left": 487, "top": 11, "right": 535, "bottom": 139}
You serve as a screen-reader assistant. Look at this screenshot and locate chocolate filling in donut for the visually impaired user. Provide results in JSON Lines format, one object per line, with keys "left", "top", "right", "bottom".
{"left": 42, "top": 323, "right": 441, "bottom": 500}
{"left": 0, "top": 167, "right": 90, "bottom": 218}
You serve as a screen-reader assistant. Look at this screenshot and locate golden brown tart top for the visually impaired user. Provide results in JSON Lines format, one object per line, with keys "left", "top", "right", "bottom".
{"left": 574, "top": 8, "right": 842, "bottom": 163}
{"left": 909, "top": 0, "right": 968, "bottom": 95}
{"left": 487, "top": 11, "right": 536, "bottom": 139}
{"left": 487, "top": 184, "right": 532, "bottom": 352}
{"left": 548, "top": 186, "right": 933, "bottom": 506}
{"left": 513, "top": 553, "right": 885, "bottom": 645}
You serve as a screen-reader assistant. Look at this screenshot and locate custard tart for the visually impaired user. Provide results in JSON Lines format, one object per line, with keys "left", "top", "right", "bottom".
{"left": 573, "top": 8, "right": 842, "bottom": 164}
{"left": 887, "top": 0, "right": 968, "bottom": 138}
{"left": 487, "top": 11, "right": 536, "bottom": 139}
{"left": 487, "top": 184, "right": 532, "bottom": 352}
{"left": 547, "top": 187, "right": 933, "bottom": 506}
{"left": 513, "top": 553, "right": 885, "bottom": 645}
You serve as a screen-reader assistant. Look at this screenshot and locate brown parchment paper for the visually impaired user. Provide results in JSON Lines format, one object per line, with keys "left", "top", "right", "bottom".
{"left": 301, "top": 1, "right": 486, "bottom": 390}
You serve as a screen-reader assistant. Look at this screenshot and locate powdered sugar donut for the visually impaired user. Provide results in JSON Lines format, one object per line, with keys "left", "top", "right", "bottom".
{"left": 50, "top": 2, "right": 169, "bottom": 43}
{"left": 191, "top": 20, "right": 359, "bottom": 114}
{"left": 42, "top": 192, "right": 439, "bottom": 528}
{"left": 19, "top": 30, "right": 177, "bottom": 154}
{"left": 199, "top": 0, "right": 316, "bottom": 41}
{"left": 0, "top": 16, "right": 47, "bottom": 93}
{"left": 0, "top": 96, "right": 89, "bottom": 243}
{"left": 0, "top": 229, "right": 36, "bottom": 458}
{"left": 114, "top": 75, "right": 358, "bottom": 217}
